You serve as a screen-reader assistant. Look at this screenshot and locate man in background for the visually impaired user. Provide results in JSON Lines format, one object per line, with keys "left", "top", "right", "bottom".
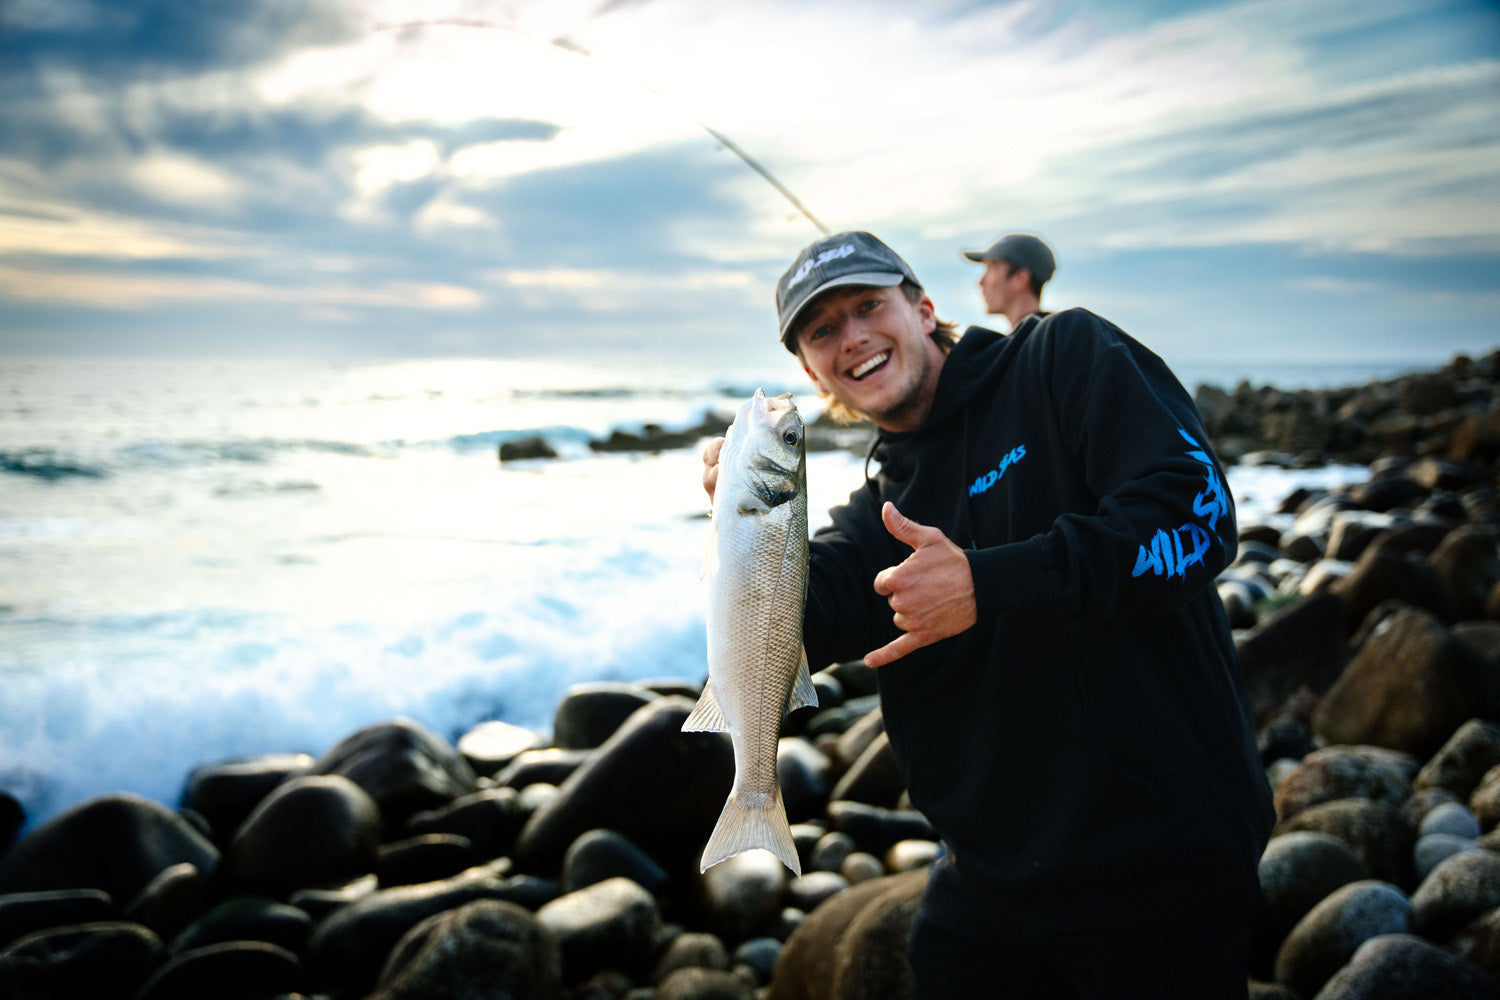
{"left": 963, "top": 232, "right": 1056, "bottom": 331}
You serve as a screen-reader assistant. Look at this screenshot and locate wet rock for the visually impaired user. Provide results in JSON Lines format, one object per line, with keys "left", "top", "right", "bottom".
{"left": 734, "top": 936, "right": 783, "bottom": 987}
{"left": 1332, "top": 547, "right": 1455, "bottom": 633}
{"left": 1274, "top": 799, "right": 1415, "bottom": 889}
{"left": 0, "top": 888, "right": 115, "bottom": 949}
{"left": 123, "top": 861, "right": 206, "bottom": 941}
{"left": 499, "top": 436, "right": 558, "bottom": 461}
{"left": 1413, "top": 833, "right": 1476, "bottom": 883}
{"left": 1414, "top": 719, "right": 1500, "bottom": 800}
{"left": 306, "top": 864, "right": 543, "bottom": 995}
{"left": 456, "top": 720, "right": 547, "bottom": 778}
{"left": 536, "top": 875, "right": 662, "bottom": 984}
{"left": 513, "top": 697, "right": 734, "bottom": 876}
{"left": 655, "top": 966, "right": 756, "bottom": 1000}
{"left": 1313, "top": 932, "right": 1500, "bottom": 999}
{"left": 223, "top": 775, "right": 381, "bottom": 895}
{"left": 1312, "top": 606, "right": 1492, "bottom": 758}
{"left": 0, "top": 920, "right": 163, "bottom": 1000}
{"left": 0, "top": 792, "right": 22, "bottom": 855}
{"left": 310, "top": 718, "right": 480, "bottom": 831}
{"left": 1274, "top": 880, "right": 1412, "bottom": 999}
{"left": 786, "top": 871, "right": 849, "bottom": 913}
{"left": 1252, "top": 832, "right": 1370, "bottom": 979}
{"left": 1471, "top": 764, "right": 1500, "bottom": 829}
{"left": 1409, "top": 848, "right": 1500, "bottom": 940}
{"left": 825, "top": 802, "right": 935, "bottom": 856}
{"left": 560, "top": 828, "right": 669, "bottom": 896}
{"left": 1452, "top": 907, "right": 1500, "bottom": 979}
{"left": 180, "top": 753, "right": 314, "bottom": 845}
{"left": 828, "top": 731, "right": 905, "bottom": 808}
{"left": 885, "top": 840, "right": 941, "bottom": 873}
{"left": 170, "top": 896, "right": 312, "bottom": 956}
{"left": 1273, "top": 746, "right": 1415, "bottom": 823}
{"left": 1235, "top": 592, "right": 1349, "bottom": 726}
{"left": 653, "top": 931, "right": 731, "bottom": 982}
{"left": 370, "top": 898, "right": 562, "bottom": 1000}
{"left": 0, "top": 794, "right": 218, "bottom": 903}
{"left": 554, "top": 682, "right": 662, "bottom": 750}
{"left": 768, "top": 868, "right": 927, "bottom": 1000}
{"left": 778, "top": 737, "right": 833, "bottom": 825}
{"left": 807, "top": 831, "right": 856, "bottom": 874}
{"left": 1431, "top": 525, "right": 1500, "bottom": 621}
{"left": 376, "top": 833, "right": 476, "bottom": 888}
{"left": 698, "top": 850, "right": 790, "bottom": 943}
{"left": 1418, "top": 801, "right": 1482, "bottom": 840}
{"left": 496, "top": 748, "right": 593, "bottom": 789}
{"left": 406, "top": 786, "right": 529, "bottom": 860}
{"left": 135, "top": 940, "right": 302, "bottom": 1000}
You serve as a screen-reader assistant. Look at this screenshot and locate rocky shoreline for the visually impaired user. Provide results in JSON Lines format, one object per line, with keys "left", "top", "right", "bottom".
{"left": 2, "top": 351, "right": 1499, "bottom": 999}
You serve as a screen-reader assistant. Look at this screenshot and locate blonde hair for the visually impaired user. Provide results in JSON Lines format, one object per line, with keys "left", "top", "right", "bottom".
{"left": 806, "top": 281, "right": 960, "bottom": 425}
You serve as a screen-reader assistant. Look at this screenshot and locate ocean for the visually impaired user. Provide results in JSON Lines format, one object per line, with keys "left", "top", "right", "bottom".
{"left": 0, "top": 354, "right": 1420, "bottom": 833}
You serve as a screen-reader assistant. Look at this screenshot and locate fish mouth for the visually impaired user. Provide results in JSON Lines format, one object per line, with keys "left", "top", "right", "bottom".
{"left": 848, "top": 352, "right": 890, "bottom": 381}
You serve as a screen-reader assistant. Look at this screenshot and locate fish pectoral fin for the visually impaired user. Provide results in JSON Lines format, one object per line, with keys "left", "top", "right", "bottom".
{"left": 784, "top": 648, "right": 819, "bottom": 715}
{"left": 682, "top": 683, "right": 729, "bottom": 732}
{"left": 699, "top": 788, "right": 801, "bottom": 877}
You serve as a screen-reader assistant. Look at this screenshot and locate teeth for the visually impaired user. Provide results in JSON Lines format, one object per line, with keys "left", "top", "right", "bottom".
{"left": 851, "top": 353, "right": 888, "bottom": 380}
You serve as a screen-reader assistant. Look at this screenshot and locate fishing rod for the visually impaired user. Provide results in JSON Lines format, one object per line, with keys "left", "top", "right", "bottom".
{"left": 374, "top": 18, "right": 832, "bottom": 235}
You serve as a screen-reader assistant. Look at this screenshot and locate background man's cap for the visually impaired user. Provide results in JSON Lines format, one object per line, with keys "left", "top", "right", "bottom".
{"left": 962, "top": 233, "right": 1056, "bottom": 284}
{"left": 776, "top": 230, "right": 920, "bottom": 351}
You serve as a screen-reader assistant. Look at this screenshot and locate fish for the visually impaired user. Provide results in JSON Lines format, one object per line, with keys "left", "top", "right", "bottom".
{"left": 684, "top": 387, "right": 818, "bottom": 876}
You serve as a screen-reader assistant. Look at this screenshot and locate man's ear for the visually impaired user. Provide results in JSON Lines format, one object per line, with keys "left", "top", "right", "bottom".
{"left": 918, "top": 296, "right": 936, "bottom": 335}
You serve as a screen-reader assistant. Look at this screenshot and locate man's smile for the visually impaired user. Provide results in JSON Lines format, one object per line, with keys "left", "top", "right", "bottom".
{"left": 849, "top": 351, "right": 890, "bottom": 381}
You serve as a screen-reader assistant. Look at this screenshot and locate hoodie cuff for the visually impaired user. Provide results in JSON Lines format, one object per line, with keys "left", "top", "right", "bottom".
{"left": 966, "top": 538, "right": 1051, "bottom": 620}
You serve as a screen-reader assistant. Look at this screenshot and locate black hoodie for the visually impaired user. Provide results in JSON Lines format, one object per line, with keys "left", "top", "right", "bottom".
{"left": 804, "top": 307, "right": 1274, "bottom": 930}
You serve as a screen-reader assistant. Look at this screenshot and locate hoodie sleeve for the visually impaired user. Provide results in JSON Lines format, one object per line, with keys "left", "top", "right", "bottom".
{"left": 966, "top": 312, "right": 1237, "bottom": 620}
{"left": 802, "top": 478, "right": 899, "bottom": 667}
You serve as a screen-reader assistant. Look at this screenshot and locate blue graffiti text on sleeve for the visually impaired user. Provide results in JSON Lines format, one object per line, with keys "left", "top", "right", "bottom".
{"left": 1131, "top": 429, "right": 1230, "bottom": 580}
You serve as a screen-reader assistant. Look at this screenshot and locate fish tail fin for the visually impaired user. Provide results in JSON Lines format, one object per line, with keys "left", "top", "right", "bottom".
{"left": 699, "top": 788, "right": 801, "bottom": 877}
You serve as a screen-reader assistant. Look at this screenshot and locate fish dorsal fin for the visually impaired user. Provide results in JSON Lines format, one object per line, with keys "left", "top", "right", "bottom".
{"left": 682, "top": 681, "right": 729, "bottom": 733}
{"left": 784, "top": 648, "right": 818, "bottom": 715}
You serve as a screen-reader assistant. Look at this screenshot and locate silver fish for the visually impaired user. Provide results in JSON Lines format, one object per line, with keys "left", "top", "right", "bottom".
{"left": 685, "top": 387, "right": 817, "bottom": 875}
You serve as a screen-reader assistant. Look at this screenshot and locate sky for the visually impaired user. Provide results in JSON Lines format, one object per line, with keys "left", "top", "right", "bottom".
{"left": 1, "top": 0, "right": 1498, "bottom": 377}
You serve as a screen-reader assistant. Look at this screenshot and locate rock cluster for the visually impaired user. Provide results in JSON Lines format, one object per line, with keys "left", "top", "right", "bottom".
{"left": 3, "top": 351, "right": 1499, "bottom": 999}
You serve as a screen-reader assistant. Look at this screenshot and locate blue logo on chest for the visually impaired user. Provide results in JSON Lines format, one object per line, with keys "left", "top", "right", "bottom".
{"left": 968, "top": 444, "right": 1027, "bottom": 497}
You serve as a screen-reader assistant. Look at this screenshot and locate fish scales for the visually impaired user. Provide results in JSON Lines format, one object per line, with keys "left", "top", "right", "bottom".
{"left": 684, "top": 387, "right": 818, "bottom": 875}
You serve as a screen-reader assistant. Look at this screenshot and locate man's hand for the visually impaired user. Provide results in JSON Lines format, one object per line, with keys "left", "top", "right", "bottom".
{"left": 866, "top": 502, "right": 977, "bottom": 668}
{"left": 702, "top": 436, "right": 724, "bottom": 505}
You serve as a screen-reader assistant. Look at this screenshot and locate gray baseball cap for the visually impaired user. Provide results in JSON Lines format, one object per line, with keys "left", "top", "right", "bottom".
{"left": 962, "top": 233, "right": 1056, "bottom": 284}
{"left": 776, "top": 231, "right": 921, "bottom": 352}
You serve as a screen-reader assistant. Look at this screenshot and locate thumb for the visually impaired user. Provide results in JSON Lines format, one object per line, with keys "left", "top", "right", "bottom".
{"left": 881, "top": 501, "right": 934, "bottom": 549}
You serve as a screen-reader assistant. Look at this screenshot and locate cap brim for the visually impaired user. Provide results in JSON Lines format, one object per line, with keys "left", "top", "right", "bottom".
{"left": 962, "top": 250, "right": 993, "bottom": 262}
{"left": 779, "top": 271, "right": 907, "bottom": 343}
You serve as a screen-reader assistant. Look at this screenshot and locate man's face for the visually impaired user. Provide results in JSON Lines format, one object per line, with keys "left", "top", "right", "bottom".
{"left": 793, "top": 285, "right": 945, "bottom": 433}
{"left": 978, "top": 259, "right": 1020, "bottom": 315}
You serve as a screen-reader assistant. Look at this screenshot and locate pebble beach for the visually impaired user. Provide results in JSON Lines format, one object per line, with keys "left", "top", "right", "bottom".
{"left": 2, "top": 350, "right": 1500, "bottom": 1000}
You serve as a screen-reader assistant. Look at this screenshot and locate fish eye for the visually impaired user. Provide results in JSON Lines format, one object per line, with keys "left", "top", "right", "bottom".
{"left": 782, "top": 429, "right": 800, "bottom": 447}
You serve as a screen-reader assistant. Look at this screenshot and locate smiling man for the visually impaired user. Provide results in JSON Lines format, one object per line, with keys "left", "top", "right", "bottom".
{"left": 704, "top": 230, "right": 1273, "bottom": 998}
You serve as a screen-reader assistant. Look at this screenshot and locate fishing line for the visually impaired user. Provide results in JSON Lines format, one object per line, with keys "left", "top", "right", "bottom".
{"left": 373, "top": 17, "right": 831, "bottom": 235}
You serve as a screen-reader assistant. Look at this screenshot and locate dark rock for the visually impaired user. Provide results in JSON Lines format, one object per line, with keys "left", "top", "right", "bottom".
{"left": 1409, "top": 849, "right": 1500, "bottom": 940}
{"left": 777, "top": 738, "right": 833, "bottom": 825}
{"left": 123, "top": 861, "right": 206, "bottom": 941}
{"left": 0, "top": 794, "right": 218, "bottom": 903}
{"left": 1414, "top": 719, "right": 1500, "bottom": 800}
{"left": 456, "top": 720, "right": 548, "bottom": 777}
{"left": 884, "top": 839, "right": 940, "bottom": 873}
{"left": 1251, "top": 832, "right": 1371, "bottom": 979}
{"left": 697, "top": 850, "right": 790, "bottom": 943}
{"left": 1273, "top": 880, "right": 1412, "bottom": 999}
{"left": 222, "top": 774, "right": 381, "bottom": 895}
{"left": 555, "top": 682, "right": 662, "bottom": 750}
{"left": 785, "top": 871, "right": 848, "bottom": 913}
{"left": 496, "top": 747, "right": 593, "bottom": 789}
{"left": 1417, "top": 801, "right": 1481, "bottom": 839}
{"left": 561, "top": 828, "right": 669, "bottom": 896}
{"left": 310, "top": 718, "right": 480, "bottom": 831}
{"left": 1327, "top": 511, "right": 1397, "bottom": 561}
{"left": 1431, "top": 525, "right": 1500, "bottom": 622}
{"left": 1413, "top": 833, "right": 1476, "bottom": 883}
{"left": 1345, "top": 476, "right": 1426, "bottom": 514}
{"left": 0, "top": 889, "right": 115, "bottom": 949}
{"left": 0, "top": 920, "right": 163, "bottom": 1000}
{"left": 1472, "top": 765, "right": 1500, "bottom": 831}
{"left": 734, "top": 936, "right": 782, "bottom": 986}
{"left": 535, "top": 875, "right": 662, "bottom": 984}
{"left": 136, "top": 940, "right": 302, "bottom": 1000}
{"left": 653, "top": 930, "right": 731, "bottom": 983}
{"left": 376, "top": 833, "right": 476, "bottom": 888}
{"left": 499, "top": 436, "right": 558, "bottom": 461}
{"left": 1452, "top": 907, "right": 1500, "bottom": 979}
{"left": 808, "top": 831, "right": 857, "bottom": 874}
{"left": 406, "top": 787, "right": 528, "bottom": 860}
{"left": 180, "top": 753, "right": 314, "bottom": 845}
{"left": 825, "top": 801, "right": 935, "bottom": 856}
{"left": 828, "top": 731, "right": 905, "bottom": 808}
{"left": 655, "top": 967, "right": 756, "bottom": 1000}
{"left": 287, "top": 872, "right": 377, "bottom": 922}
{"left": 1314, "top": 932, "right": 1500, "bottom": 999}
{"left": 306, "top": 864, "right": 540, "bottom": 995}
{"left": 170, "top": 896, "right": 312, "bottom": 956}
{"left": 1235, "top": 592, "right": 1349, "bottom": 726}
{"left": 370, "top": 898, "right": 562, "bottom": 1000}
{"left": 513, "top": 697, "right": 734, "bottom": 876}
{"left": 1273, "top": 746, "right": 1415, "bottom": 823}
{"left": 1312, "top": 605, "right": 1493, "bottom": 759}
{"left": 832, "top": 706, "right": 885, "bottom": 770}
{"left": 0, "top": 793, "right": 23, "bottom": 855}
{"left": 768, "top": 868, "right": 926, "bottom": 1000}
{"left": 1274, "top": 799, "right": 1415, "bottom": 889}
